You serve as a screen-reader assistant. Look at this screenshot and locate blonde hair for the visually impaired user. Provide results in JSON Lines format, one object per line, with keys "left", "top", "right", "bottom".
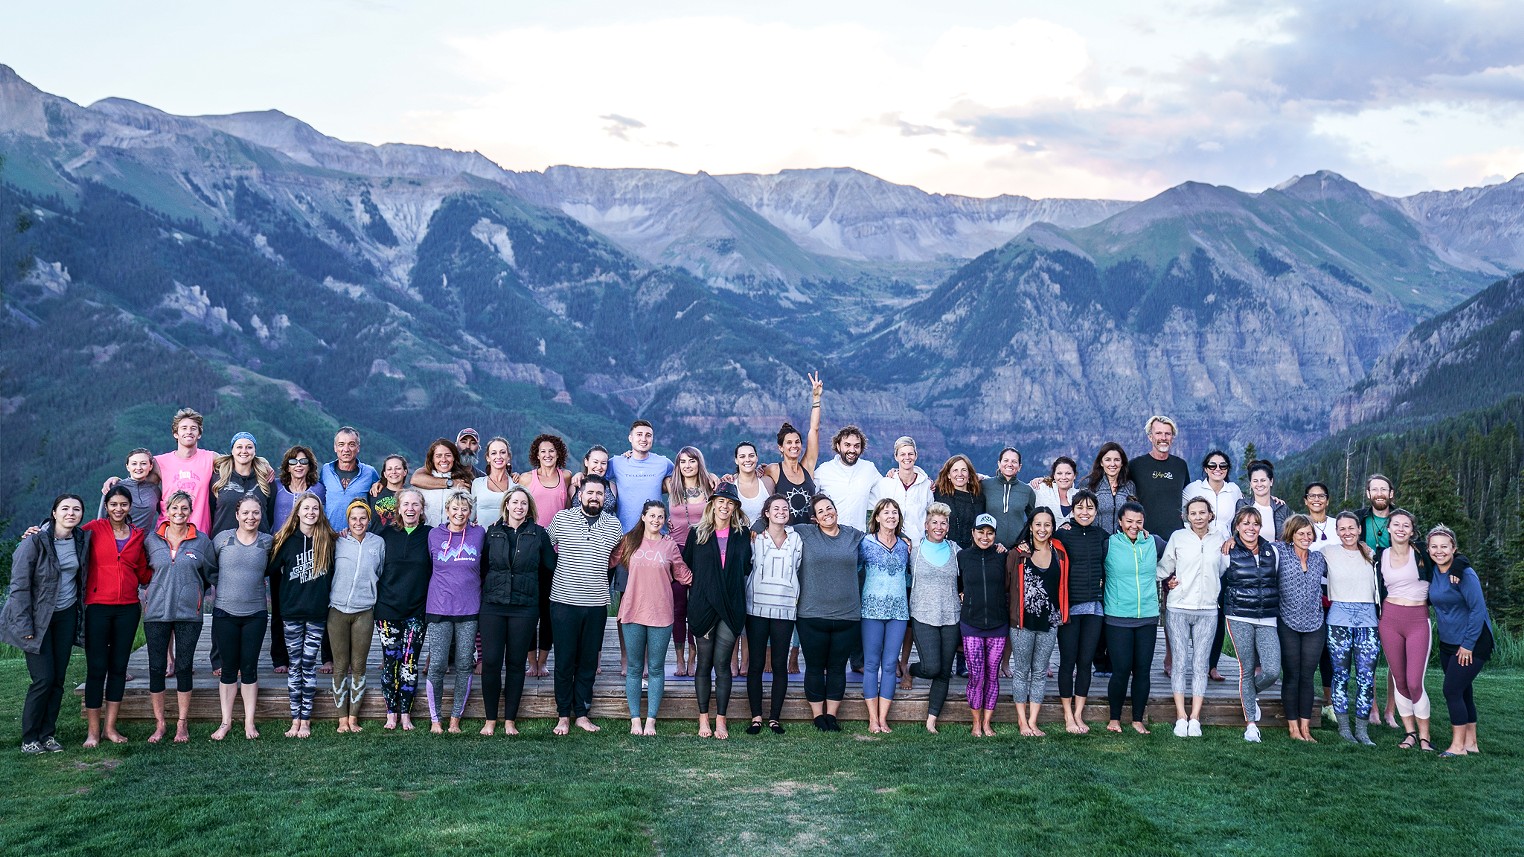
{"left": 170, "top": 407, "right": 203, "bottom": 434}
{"left": 272, "top": 491, "right": 335, "bottom": 577}
{"left": 893, "top": 436, "right": 917, "bottom": 456}
{"left": 694, "top": 496, "right": 750, "bottom": 544}
{"left": 1145, "top": 415, "right": 1178, "bottom": 436}
{"left": 499, "top": 485, "right": 538, "bottom": 526}
{"left": 212, "top": 452, "right": 275, "bottom": 496}
{"left": 444, "top": 490, "right": 476, "bottom": 522}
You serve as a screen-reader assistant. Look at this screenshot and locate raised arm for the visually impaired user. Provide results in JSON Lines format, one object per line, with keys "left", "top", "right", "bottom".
{"left": 803, "top": 371, "right": 823, "bottom": 473}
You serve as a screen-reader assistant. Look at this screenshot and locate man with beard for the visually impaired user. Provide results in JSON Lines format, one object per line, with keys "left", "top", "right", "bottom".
{"left": 547, "top": 476, "right": 624, "bottom": 735}
{"left": 812, "top": 425, "right": 881, "bottom": 530}
{"left": 1355, "top": 474, "right": 1395, "bottom": 550}
{"left": 1129, "top": 415, "right": 1191, "bottom": 538}
{"left": 455, "top": 428, "right": 486, "bottom": 478}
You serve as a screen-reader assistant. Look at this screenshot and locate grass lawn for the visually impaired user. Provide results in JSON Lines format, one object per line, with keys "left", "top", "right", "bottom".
{"left": 1, "top": 659, "right": 1519, "bottom": 857}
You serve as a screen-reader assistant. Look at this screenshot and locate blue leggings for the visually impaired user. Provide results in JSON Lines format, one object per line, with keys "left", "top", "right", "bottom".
{"left": 861, "top": 618, "right": 908, "bottom": 701}
{"left": 622, "top": 623, "right": 672, "bottom": 720}
{"left": 1327, "top": 624, "right": 1379, "bottom": 718}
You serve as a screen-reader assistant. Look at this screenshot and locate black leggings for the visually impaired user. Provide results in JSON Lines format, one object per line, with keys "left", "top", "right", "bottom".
{"left": 1277, "top": 622, "right": 1325, "bottom": 721}
{"left": 479, "top": 612, "right": 538, "bottom": 721}
{"left": 694, "top": 621, "right": 739, "bottom": 716}
{"left": 1106, "top": 622, "right": 1155, "bottom": 722}
{"left": 746, "top": 615, "right": 795, "bottom": 720}
{"left": 145, "top": 620, "right": 202, "bottom": 693}
{"left": 212, "top": 609, "right": 267, "bottom": 685}
{"left": 1057, "top": 613, "right": 1104, "bottom": 698}
{"left": 84, "top": 603, "right": 140, "bottom": 707}
{"left": 797, "top": 617, "right": 858, "bottom": 703}
{"left": 909, "top": 619, "right": 960, "bottom": 717}
{"left": 1439, "top": 634, "right": 1491, "bottom": 727}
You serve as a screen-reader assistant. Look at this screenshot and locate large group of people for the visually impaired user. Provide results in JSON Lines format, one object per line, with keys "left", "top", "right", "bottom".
{"left": 1, "top": 385, "right": 1497, "bottom": 759}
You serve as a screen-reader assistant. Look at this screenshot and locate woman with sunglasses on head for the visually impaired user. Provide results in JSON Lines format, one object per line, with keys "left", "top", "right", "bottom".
{"left": 209, "top": 495, "right": 273, "bottom": 740}
{"left": 4, "top": 495, "right": 89, "bottom": 754}
{"left": 1426, "top": 525, "right": 1493, "bottom": 757}
{"left": 729, "top": 441, "right": 776, "bottom": 525}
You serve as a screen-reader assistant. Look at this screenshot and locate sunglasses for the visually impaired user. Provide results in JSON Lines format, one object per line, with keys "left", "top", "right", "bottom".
{"left": 287, "top": 457, "right": 310, "bottom": 466}
{"left": 1205, "top": 462, "right": 1229, "bottom": 470}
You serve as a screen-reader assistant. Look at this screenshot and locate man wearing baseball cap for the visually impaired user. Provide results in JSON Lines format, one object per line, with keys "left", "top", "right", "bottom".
{"left": 456, "top": 428, "right": 486, "bottom": 478}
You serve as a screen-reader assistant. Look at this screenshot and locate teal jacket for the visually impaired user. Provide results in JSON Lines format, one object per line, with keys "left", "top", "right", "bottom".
{"left": 1103, "top": 531, "right": 1165, "bottom": 619}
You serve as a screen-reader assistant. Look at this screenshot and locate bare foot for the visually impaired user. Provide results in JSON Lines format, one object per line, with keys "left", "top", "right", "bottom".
{"left": 245, "top": 723, "right": 260, "bottom": 740}
{"left": 715, "top": 717, "right": 729, "bottom": 740}
{"left": 481, "top": 722, "right": 497, "bottom": 736}
{"left": 319, "top": 662, "right": 334, "bottom": 675}
{"left": 337, "top": 722, "right": 350, "bottom": 734}
{"left": 698, "top": 718, "right": 713, "bottom": 738}
{"left": 880, "top": 722, "right": 893, "bottom": 734}
{"left": 630, "top": 719, "right": 642, "bottom": 736}
{"left": 83, "top": 733, "right": 101, "bottom": 749}
{"left": 1131, "top": 722, "right": 1149, "bottom": 735}
{"left": 553, "top": 718, "right": 570, "bottom": 736}
{"left": 642, "top": 720, "right": 657, "bottom": 736}
{"left": 1032, "top": 726, "right": 1047, "bottom": 737}
{"left": 297, "top": 722, "right": 311, "bottom": 739}
{"left": 400, "top": 716, "right": 415, "bottom": 731}
{"left": 351, "top": 721, "right": 364, "bottom": 733}
{"left": 284, "top": 720, "right": 300, "bottom": 738}
{"left": 1075, "top": 720, "right": 1091, "bottom": 735}
{"left": 1106, "top": 721, "right": 1123, "bottom": 733}
{"left": 430, "top": 721, "right": 444, "bottom": 734}
{"left": 173, "top": 720, "right": 190, "bottom": 743}
{"left": 384, "top": 715, "right": 398, "bottom": 730}
{"left": 212, "top": 667, "right": 222, "bottom": 678}
{"left": 447, "top": 723, "right": 462, "bottom": 734}
{"left": 1065, "top": 720, "right": 1084, "bottom": 734}
{"left": 274, "top": 665, "right": 288, "bottom": 674}
{"left": 503, "top": 722, "right": 519, "bottom": 736}
{"left": 925, "top": 716, "right": 939, "bottom": 734}
{"left": 1001, "top": 666, "right": 1014, "bottom": 679}
{"left": 210, "top": 723, "right": 232, "bottom": 741}
{"left": 149, "top": 721, "right": 167, "bottom": 744}
{"left": 105, "top": 730, "right": 128, "bottom": 745}
{"left": 575, "top": 716, "right": 600, "bottom": 733}
{"left": 899, "top": 677, "right": 913, "bottom": 691}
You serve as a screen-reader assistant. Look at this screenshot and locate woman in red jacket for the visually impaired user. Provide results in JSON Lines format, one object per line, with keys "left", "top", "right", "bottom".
{"left": 79, "top": 486, "right": 151, "bottom": 747}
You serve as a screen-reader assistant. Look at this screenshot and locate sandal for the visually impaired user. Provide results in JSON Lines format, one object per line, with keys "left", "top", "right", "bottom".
{"left": 768, "top": 720, "right": 785, "bottom": 735}
{"left": 1419, "top": 738, "right": 1435, "bottom": 752}
{"left": 1438, "top": 750, "right": 1463, "bottom": 758}
{"left": 746, "top": 718, "right": 763, "bottom": 736}
{"left": 1398, "top": 731, "right": 1418, "bottom": 749}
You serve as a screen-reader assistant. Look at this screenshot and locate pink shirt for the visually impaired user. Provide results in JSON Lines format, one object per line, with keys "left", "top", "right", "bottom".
{"left": 616, "top": 537, "right": 693, "bottom": 627}
{"left": 668, "top": 498, "right": 707, "bottom": 550}
{"left": 155, "top": 448, "right": 217, "bottom": 533}
{"left": 1382, "top": 550, "right": 1429, "bottom": 602}
{"left": 526, "top": 470, "right": 570, "bottom": 528}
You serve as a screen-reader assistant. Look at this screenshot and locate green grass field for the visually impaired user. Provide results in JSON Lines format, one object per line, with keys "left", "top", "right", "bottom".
{"left": 1, "top": 659, "right": 1518, "bottom": 857}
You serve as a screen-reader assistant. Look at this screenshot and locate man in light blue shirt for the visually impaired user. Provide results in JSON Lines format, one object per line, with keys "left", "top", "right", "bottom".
{"left": 605, "top": 419, "right": 674, "bottom": 533}
{"left": 320, "top": 426, "right": 379, "bottom": 531}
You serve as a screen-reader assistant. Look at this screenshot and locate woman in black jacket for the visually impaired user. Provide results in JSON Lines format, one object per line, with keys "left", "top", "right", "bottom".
{"left": 479, "top": 486, "right": 556, "bottom": 736}
{"left": 3, "top": 495, "right": 89, "bottom": 754}
{"left": 682, "top": 483, "right": 753, "bottom": 740}
{"left": 1220, "top": 506, "right": 1282, "bottom": 744}
{"left": 958, "top": 514, "right": 1009, "bottom": 737}
{"left": 375, "top": 489, "right": 432, "bottom": 731}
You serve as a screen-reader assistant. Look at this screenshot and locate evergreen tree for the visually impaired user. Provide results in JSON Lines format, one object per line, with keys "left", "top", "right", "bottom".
{"left": 1240, "top": 442, "right": 1258, "bottom": 492}
{"left": 1397, "top": 451, "right": 1473, "bottom": 544}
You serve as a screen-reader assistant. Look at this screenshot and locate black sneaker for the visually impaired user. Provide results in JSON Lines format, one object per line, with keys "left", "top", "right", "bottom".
{"left": 20, "top": 742, "right": 44, "bottom": 755}
{"left": 812, "top": 714, "right": 831, "bottom": 732}
{"left": 42, "top": 738, "right": 64, "bottom": 753}
{"left": 768, "top": 720, "right": 785, "bottom": 735}
{"left": 825, "top": 714, "right": 842, "bottom": 732}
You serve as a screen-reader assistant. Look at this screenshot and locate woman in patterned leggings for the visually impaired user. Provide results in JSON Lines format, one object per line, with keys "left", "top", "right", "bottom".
{"left": 958, "top": 515, "right": 1009, "bottom": 737}
{"left": 1321, "top": 511, "right": 1380, "bottom": 745}
{"left": 269, "top": 493, "right": 335, "bottom": 739}
{"left": 376, "top": 489, "right": 431, "bottom": 730}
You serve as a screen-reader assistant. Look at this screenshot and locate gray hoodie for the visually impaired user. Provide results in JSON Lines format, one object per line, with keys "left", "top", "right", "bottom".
{"left": 331, "top": 532, "right": 386, "bottom": 613}
{"left": 144, "top": 529, "right": 215, "bottom": 622}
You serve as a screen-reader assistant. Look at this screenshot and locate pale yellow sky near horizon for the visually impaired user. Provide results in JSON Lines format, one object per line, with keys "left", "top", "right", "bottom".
{"left": 4, "top": 1, "right": 1523, "bottom": 200}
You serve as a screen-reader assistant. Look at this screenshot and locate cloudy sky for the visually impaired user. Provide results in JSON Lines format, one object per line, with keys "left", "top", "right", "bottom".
{"left": 4, "top": 0, "right": 1521, "bottom": 200}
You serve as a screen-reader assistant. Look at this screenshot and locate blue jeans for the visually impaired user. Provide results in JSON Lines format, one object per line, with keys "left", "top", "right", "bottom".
{"left": 622, "top": 623, "right": 672, "bottom": 719}
{"left": 861, "top": 618, "right": 908, "bottom": 701}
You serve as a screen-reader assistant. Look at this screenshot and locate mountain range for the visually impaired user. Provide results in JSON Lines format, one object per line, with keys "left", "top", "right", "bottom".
{"left": 3, "top": 62, "right": 1523, "bottom": 526}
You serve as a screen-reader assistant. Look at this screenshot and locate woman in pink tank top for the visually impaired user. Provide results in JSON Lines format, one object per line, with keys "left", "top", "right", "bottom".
{"left": 665, "top": 447, "right": 716, "bottom": 677}
{"left": 518, "top": 434, "right": 573, "bottom": 528}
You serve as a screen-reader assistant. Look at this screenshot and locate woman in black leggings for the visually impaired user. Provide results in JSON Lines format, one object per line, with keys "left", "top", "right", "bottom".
{"left": 792, "top": 495, "right": 867, "bottom": 732}
{"left": 1426, "top": 525, "right": 1493, "bottom": 757}
{"left": 78, "top": 487, "right": 150, "bottom": 748}
{"left": 1052, "top": 491, "right": 1107, "bottom": 734}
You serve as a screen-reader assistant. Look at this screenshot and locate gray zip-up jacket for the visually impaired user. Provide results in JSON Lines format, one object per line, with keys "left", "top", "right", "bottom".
{"left": 144, "top": 528, "right": 216, "bottom": 622}
{"left": 1, "top": 523, "right": 91, "bottom": 653}
{"left": 331, "top": 532, "right": 386, "bottom": 613}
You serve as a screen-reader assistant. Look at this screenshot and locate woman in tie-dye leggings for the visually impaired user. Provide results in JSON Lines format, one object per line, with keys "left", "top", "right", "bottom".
{"left": 377, "top": 618, "right": 423, "bottom": 723}
{"left": 958, "top": 517, "right": 1009, "bottom": 737}
{"left": 1323, "top": 512, "right": 1381, "bottom": 745}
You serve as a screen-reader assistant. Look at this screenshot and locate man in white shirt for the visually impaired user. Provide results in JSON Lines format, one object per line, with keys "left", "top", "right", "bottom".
{"left": 812, "top": 425, "right": 881, "bottom": 530}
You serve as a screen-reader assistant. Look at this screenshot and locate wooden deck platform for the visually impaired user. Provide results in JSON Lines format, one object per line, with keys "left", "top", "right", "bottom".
{"left": 82, "top": 620, "right": 1302, "bottom": 725}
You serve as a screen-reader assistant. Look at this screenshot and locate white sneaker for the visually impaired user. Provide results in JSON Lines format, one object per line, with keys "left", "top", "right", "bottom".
{"left": 1187, "top": 719, "right": 1202, "bottom": 737}
{"left": 1244, "top": 722, "right": 1261, "bottom": 743}
{"left": 1174, "top": 718, "right": 1189, "bottom": 738}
